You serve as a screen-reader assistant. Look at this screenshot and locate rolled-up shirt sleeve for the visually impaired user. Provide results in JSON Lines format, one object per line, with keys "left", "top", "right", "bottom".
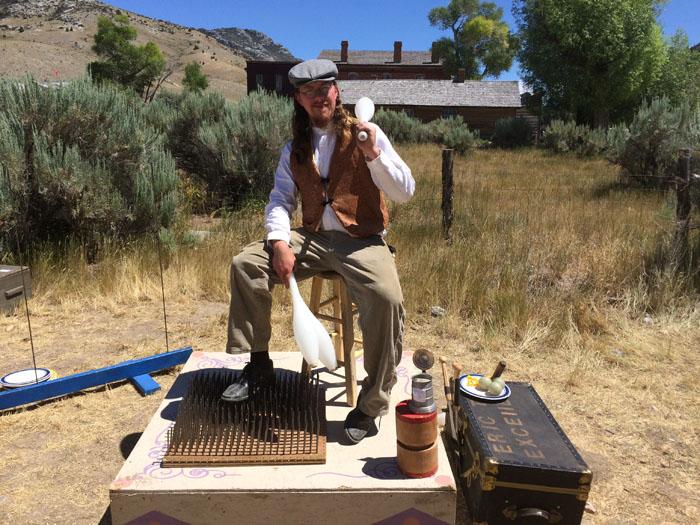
{"left": 265, "top": 142, "right": 297, "bottom": 245}
{"left": 366, "top": 124, "right": 415, "bottom": 203}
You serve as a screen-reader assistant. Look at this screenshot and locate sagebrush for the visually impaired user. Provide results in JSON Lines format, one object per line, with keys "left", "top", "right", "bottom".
{"left": 148, "top": 89, "right": 292, "bottom": 208}
{"left": 611, "top": 97, "right": 700, "bottom": 187}
{"left": 0, "top": 77, "right": 178, "bottom": 256}
{"left": 542, "top": 119, "right": 606, "bottom": 157}
{"left": 491, "top": 117, "right": 533, "bottom": 148}
{"left": 373, "top": 108, "right": 477, "bottom": 153}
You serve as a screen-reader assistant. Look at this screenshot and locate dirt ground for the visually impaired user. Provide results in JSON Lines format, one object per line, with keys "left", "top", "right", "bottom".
{"left": 1, "top": 289, "right": 699, "bottom": 524}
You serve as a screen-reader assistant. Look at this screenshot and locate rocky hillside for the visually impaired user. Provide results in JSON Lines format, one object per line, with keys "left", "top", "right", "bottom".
{"left": 0, "top": 0, "right": 112, "bottom": 22}
{"left": 0, "top": 0, "right": 296, "bottom": 99}
{"left": 200, "top": 27, "right": 297, "bottom": 61}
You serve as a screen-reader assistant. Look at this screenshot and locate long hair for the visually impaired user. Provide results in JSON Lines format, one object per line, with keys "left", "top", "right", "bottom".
{"left": 291, "top": 84, "right": 355, "bottom": 165}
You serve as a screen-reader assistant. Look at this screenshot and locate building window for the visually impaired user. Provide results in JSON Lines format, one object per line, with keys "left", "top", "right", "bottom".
{"left": 255, "top": 73, "right": 264, "bottom": 87}
{"left": 403, "top": 107, "right": 415, "bottom": 117}
{"left": 383, "top": 73, "right": 392, "bottom": 79}
{"left": 275, "top": 73, "right": 284, "bottom": 92}
{"left": 416, "top": 74, "right": 425, "bottom": 80}
{"left": 442, "top": 107, "right": 457, "bottom": 118}
{"left": 348, "top": 72, "right": 359, "bottom": 80}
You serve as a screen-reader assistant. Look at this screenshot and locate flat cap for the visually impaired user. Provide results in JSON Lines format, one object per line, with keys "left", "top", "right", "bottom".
{"left": 288, "top": 59, "right": 338, "bottom": 88}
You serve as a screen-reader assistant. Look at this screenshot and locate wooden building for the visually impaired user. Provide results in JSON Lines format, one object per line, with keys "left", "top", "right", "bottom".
{"left": 318, "top": 41, "right": 448, "bottom": 80}
{"left": 246, "top": 40, "right": 447, "bottom": 96}
{"left": 245, "top": 60, "right": 300, "bottom": 96}
{"left": 338, "top": 78, "right": 531, "bottom": 138}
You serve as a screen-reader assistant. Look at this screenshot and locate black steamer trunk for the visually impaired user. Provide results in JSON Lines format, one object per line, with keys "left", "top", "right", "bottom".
{"left": 455, "top": 382, "right": 591, "bottom": 524}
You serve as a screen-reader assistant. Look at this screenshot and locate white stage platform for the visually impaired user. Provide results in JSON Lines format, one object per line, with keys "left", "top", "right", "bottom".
{"left": 110, "top": 351, "right": 456, "bottom": 525}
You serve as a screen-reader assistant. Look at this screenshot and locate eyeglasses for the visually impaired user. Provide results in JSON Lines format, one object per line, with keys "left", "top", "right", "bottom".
{"left": 298, "top": 83, "right": 334, "bottom": 98}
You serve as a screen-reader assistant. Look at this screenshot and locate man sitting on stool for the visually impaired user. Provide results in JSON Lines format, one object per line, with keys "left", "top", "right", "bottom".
{"left": 222, "top": 59, "right": 415, "bottom": 444}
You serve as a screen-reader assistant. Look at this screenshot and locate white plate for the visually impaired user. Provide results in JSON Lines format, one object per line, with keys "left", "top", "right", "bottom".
{"left": 1, "top": 368, "right": 52, "bottom": 388}
{"left": 459, "top": 373, "right": 511, "bottom": 402}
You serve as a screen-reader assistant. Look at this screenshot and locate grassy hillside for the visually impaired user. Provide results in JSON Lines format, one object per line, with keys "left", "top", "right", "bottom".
{"left": 0, "top": 3, "right": 248, "bottom": 100}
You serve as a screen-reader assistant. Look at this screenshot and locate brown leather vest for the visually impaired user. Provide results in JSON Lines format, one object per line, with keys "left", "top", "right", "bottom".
{"left": 290, "top": 132, "right": 389, "bottom": 238}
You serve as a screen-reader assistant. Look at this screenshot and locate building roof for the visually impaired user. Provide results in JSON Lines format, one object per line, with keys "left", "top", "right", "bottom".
{"left": 318, "top": 49, "right": 435, "bottom": 65}
{"left": 692, "top": 43, "right": 700, "bottom": 52}
{"left": 246, "top": 60, "right": 299, "bottom": 65}
{"left": 338, "top": 80, "right": 522, "bottom": 108}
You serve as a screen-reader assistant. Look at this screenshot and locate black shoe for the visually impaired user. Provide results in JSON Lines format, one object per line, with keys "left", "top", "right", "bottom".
{"left": 221, "top": 360, "right": 275, "bottom": 402}
{"left": 343, "top": 407, "right": 378, "bottom": 444}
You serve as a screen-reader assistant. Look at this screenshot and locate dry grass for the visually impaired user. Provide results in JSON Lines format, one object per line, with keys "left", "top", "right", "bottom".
{"left": 396, "top": 146, "right": 697, "bottom": 330}
{"left": 1, "top": 147, "right": 699, "bottom": 524}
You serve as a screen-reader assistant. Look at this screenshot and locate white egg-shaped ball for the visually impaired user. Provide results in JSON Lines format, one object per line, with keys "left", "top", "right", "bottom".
{"left": 478, "top": 376, "right": 492, "bottom": 391}
{"left": 487, "top": 382, "right": 504, "bottom": 396}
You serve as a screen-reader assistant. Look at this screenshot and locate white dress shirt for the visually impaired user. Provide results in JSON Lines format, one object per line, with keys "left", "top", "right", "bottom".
{"left": 265, "top": 123, "right": 415, "bottom": 244}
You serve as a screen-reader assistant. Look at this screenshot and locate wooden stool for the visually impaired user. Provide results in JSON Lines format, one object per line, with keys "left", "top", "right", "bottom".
{"left": 301, "top": 272, "right": 363, "bottom": 407}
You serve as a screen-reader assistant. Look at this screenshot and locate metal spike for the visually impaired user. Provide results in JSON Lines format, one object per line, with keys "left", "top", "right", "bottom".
{"left": 164, "top": 367, "right": 326, "bottom": 465}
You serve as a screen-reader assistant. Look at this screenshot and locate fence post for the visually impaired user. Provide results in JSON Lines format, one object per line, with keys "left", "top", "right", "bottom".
{"left": 673, "top": 148, "right": 691, "bottom": 266}
{"left": 442, "top": 148, "right": 454, "bottom": 241}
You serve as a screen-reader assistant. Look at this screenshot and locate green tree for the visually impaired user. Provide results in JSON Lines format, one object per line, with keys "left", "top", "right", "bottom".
{"left": 182, "top": 62, "right": 208, "bottom": 93}
{"left": 88, "top": 14, "right": 168, "bottom": 101}
{"left": 652, "top": 30, "right": 700, "bottom": 108}
{"left": 514, "top": 0, "right": 667, "bottom": 126}
{"left": 428, "top": 0, "right": 518, "bottom": 79}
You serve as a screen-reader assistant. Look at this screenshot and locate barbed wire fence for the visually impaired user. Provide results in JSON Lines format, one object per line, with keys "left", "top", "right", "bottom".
{"left": 5, "top": 149, "right": 696, "bottom": 293}
{"left": 3, "top": 148, "right": 696, "bottom": 386}
{"left": 673, "top": 148, "right": 699, "bottom": 268}
{"left": 434, "top": 148, "right": 697, "bottom": 254}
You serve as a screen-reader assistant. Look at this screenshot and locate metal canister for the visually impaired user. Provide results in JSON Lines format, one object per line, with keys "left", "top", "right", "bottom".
{"left": 408, "top": 373, "right": 437, "bottom": 414}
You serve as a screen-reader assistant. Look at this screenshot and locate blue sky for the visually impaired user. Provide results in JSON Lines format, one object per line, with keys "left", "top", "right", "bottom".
{"left": 109, "top": 0, "right": 699, "bottom": 81}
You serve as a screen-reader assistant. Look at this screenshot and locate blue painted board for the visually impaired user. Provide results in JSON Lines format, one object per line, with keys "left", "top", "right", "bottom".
{"left": 130, "top": 374, "right": 161, "bottom": 395}
{"left": 0, "top": 346, "right": 192, "bottom": 411}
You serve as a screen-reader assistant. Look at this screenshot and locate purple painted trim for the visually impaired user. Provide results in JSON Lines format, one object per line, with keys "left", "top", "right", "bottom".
{"left": 126, "top": 510, "right": 190, "bottom": 525}
{"left": 374, "top": 507, "right": 450, "bottom": 525}
{"left": 306, "top": 472, "right": 368, "bottom": 479}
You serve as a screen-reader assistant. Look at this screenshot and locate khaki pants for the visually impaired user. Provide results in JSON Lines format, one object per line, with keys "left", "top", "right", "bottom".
{"left": 227, "top": 228, "right": 405, "bottom": 417}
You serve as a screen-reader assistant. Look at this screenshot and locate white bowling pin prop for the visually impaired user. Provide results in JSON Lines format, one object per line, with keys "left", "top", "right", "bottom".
{"left": 289, "top": 274, "right": 320, "bottom": 366}
{"left": 355, "top": 97, "right": 375, "bottom": 142}
{"left": 315, "top": 317, "right": 338, "bottom": 371}
{"left": 288, "top": 275, "right": 337, "bottom": 370}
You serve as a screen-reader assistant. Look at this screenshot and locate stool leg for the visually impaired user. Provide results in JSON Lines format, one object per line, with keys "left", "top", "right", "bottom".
{"left": 331, "top": 280, "right": 343, "bottom": 363}
{"left": 309, "top": 276, "right": 323, "bottom": 314}
{"left": 338, "top": 280, "right": 357, "bottom": 407}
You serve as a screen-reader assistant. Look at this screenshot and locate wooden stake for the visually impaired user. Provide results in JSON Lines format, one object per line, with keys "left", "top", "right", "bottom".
{"left": 490, "top": 360, "right": 507, "bottom": 380}
{"left": 451, "top": 362, "right": 462, "bottom": 407}
{"left": 439, "top": 356, "right": 452, "bottom": 402}
{"left": 674, "top": 149, "right": 692, "bottom": 267}
{"left": 442, "top": 148, "right": 454, "bottom": 241}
